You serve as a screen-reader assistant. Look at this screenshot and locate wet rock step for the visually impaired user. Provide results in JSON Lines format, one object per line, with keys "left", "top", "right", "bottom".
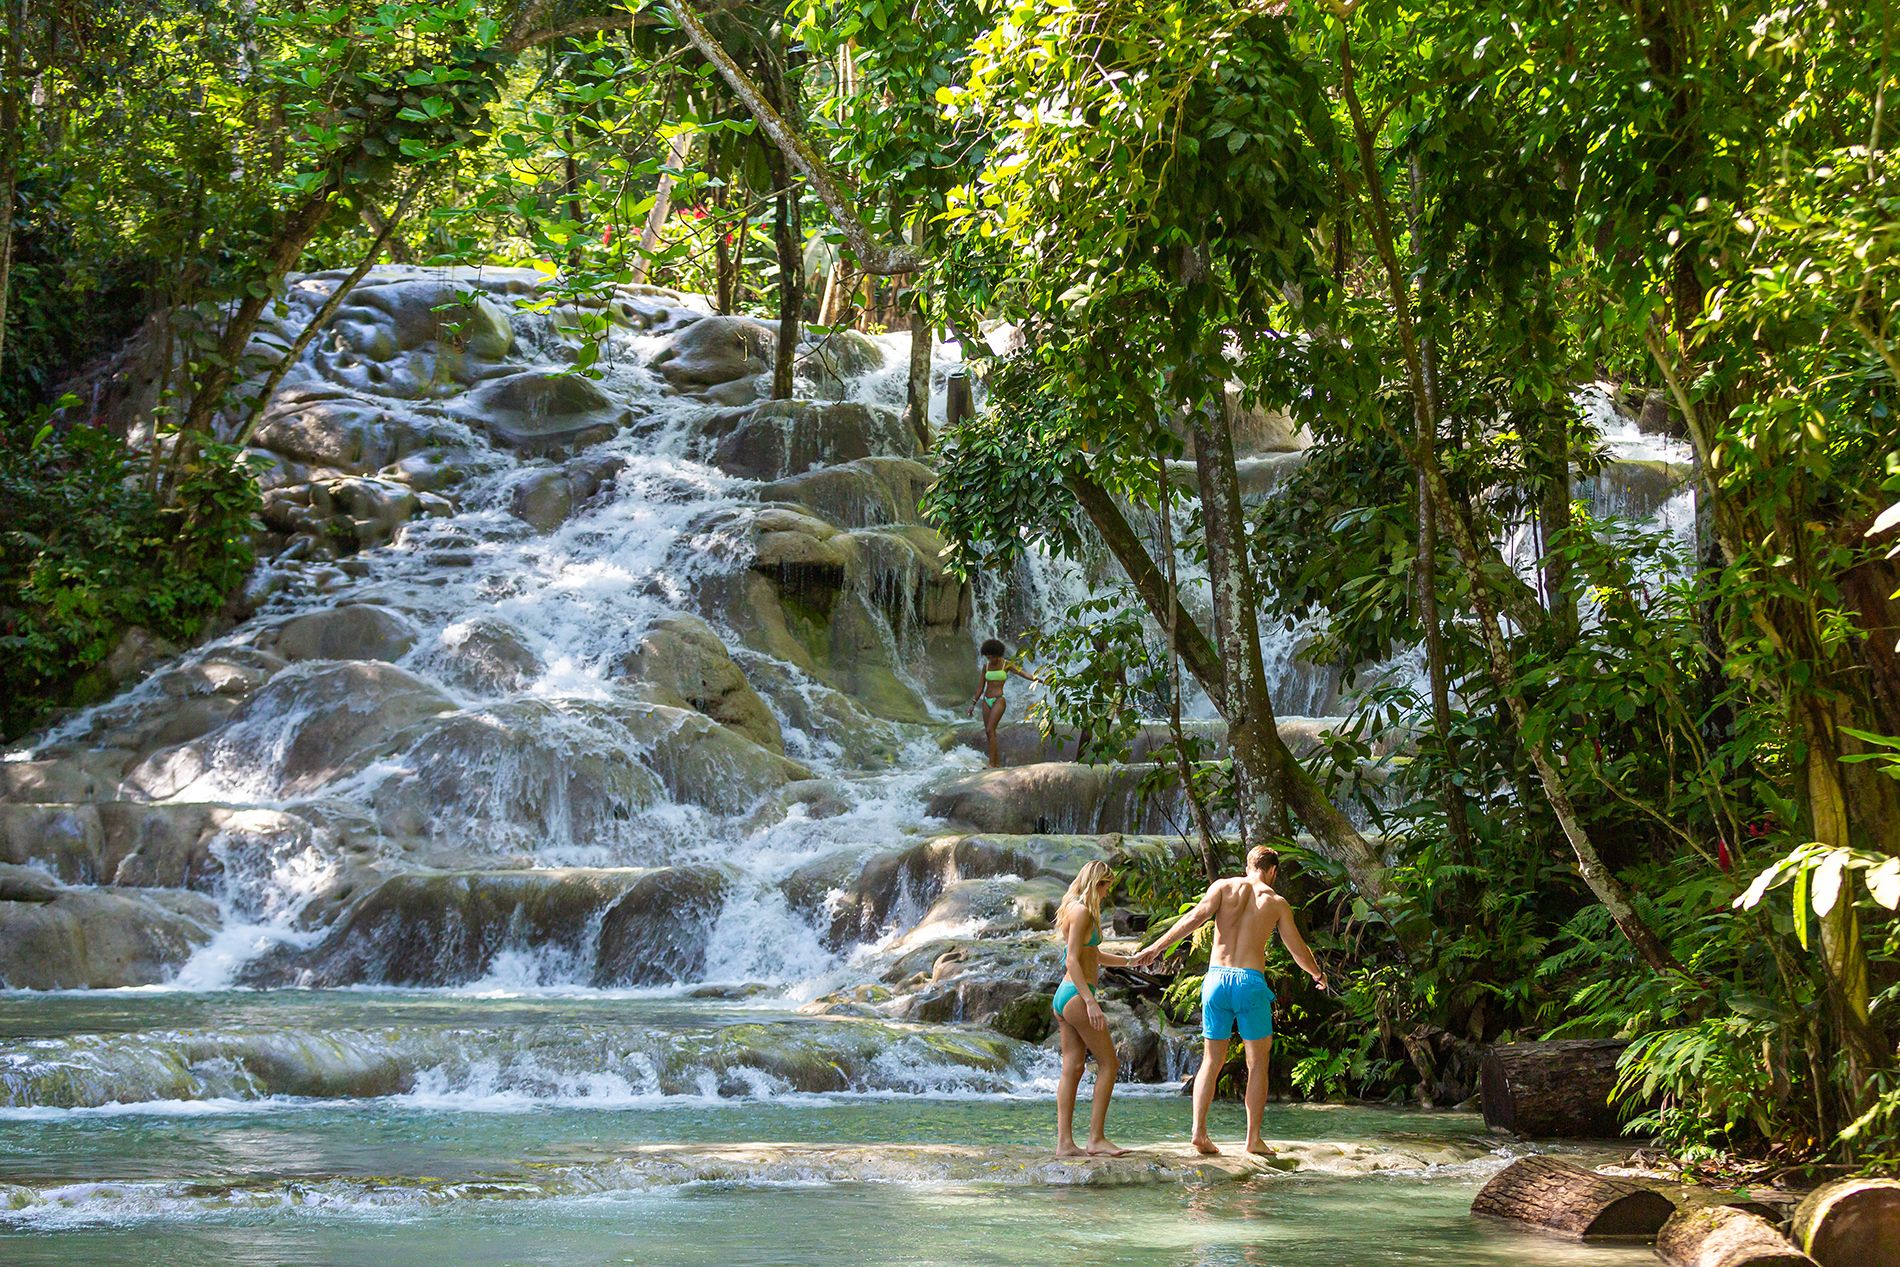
{"left": 942, "top": 718, "right": 1397, "bottom": 766}
{"left": 0, "top": 1014, "right": 1035, "bottom": 1110}
{"left": 0, "top": 1138, "right": 1501, "bottom": 1226}
{"left": 925, "top": 762, "right": 1200, "bottom": 836}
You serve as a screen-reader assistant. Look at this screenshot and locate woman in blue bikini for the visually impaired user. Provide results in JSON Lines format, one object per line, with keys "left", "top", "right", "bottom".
{"left": 1052, "top": 859, "right": 1131, "bottom": 1157}
{"left": 969, "top": 638, "right": 1038, "bottom": 768}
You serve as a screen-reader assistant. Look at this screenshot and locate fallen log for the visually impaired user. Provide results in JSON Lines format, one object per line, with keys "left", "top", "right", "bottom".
{"left": 1479, "top": 1038, "right": 1629, "bottom": 1137}
{"left": 1790, "top": 1177, "right": 1900, "bottom": 1267}
{"left": 1657, "top": 1204, "right": 1817, "bottom": 1267}
{"left": 1470, "top": 1155, "right": 1674, "bottom": 1239}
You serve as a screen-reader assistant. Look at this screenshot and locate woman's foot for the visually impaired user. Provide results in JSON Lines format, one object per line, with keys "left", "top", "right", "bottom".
{"left": 1055, "top": 1140, "right": 1087, "bottom": 1158}
{"left": 1191, "top": 1135, "right": 1221, "bottom": 1156}
{"left": 1085, "top": 1139, "right": 1130, "bottom": 1157}
{"left": 1244, "top": 1139, "right": 1276, "bottom": 1158}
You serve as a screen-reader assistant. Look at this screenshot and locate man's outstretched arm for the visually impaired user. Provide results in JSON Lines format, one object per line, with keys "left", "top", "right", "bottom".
{"left": 1131, "top": 885, "right": 1218, "bottom": 969}
{"left": 1276, "top": 901, "right": 1328, "bottom": 991}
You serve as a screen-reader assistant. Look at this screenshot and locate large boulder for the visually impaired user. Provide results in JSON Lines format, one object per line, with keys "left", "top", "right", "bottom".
{"left": 255, "top": 604, "right": 419, "bottom": 664}
{"left": 126, "top": 662, "right": 456, "bottom": 800}
{"left": 617, "top": 613, "right": 782, "bottom": 751}
{"left": 431, "top": 615, "right": 546, "bottom": 695}
{"left": 251, "top": 390, "right": 444, "bottom": 474}
{"left": 363, "top": 701, "right": 667, "bottom": 847}
{"left": 703, "top": 400, "right": 916, "bottom": 481}
{"left": 650, "top": 315, "right": 774, "bottom": 403}
{"left": 263, "top": 865, "right": 730, "bottom": 987}
{"left": 0, "top": 887, "right": 219, "bottom": 989}
{"left": 926, "top": 763, "right": 1186, "bottom": 835}
{"left": 785, "top": 835, "right": 1049, "bottom": 948}
{"left": 455, "top": 369, "right": 631, "bottom": 453}
{"left": 760, "top": 457, "right": 936, "bottom": 530}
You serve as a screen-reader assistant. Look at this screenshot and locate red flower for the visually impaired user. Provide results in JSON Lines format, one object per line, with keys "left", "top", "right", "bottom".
{"left": 1716, "top": 839, "right": 1733, "bottom": 873}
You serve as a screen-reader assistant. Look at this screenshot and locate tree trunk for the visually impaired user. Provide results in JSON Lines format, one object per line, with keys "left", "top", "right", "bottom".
{"left": 1188, "top": 395, "right": 1271, "bottom": 847}
{"left": 669, "top": 0, "right": 920, "bottom": 275}
{"left": 0, "top": 0, "right": 24, "bottom": 380}
{"left": 1470, "top": 1156, "right": 1674, "bottom": 1239}
{"left": 232, "top": 177, "right": 425, "bottom": 449}
{"left": 906, "top": 302, "right": 932, "bottom": 451}
{"left": 1065, "top": 470, "right": 1225, "bottom": 698}
{"left": 1189, "top": 394, "right": 1396, "bottom": 904}
{"left": 767, "top": 167, "right": 801, "bottom": 400}
{"left": 1791, "top": 1178, "right": 1900, "bottom": 1267}
{"left": 714, "top": 199, "right": 737, "bottom": 315}
{"left": 1155, "top": 451, "right": 1222, "bottom": 881}
{"left": 562, "top": 120, "right": 585, "bottom": 270}
{"left": 1333, "top": 22, "right": 1676, "bottom": 972}
{"left": 1657, "top": 1205, "right": 1817, "bottom": 1267}
{"left": 630, "top": 130, "right": 691, "bottom": 285}
{"left": 1479, "top": 1038, "right": 1630, "bottom": 1138}
{"left": 945, "top": 369, "right": 973, "bottom": 428}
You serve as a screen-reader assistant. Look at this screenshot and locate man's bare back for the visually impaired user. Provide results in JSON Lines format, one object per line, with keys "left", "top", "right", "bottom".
{"left": 1204, "top": 876, "right": 1291, "bottom": 973}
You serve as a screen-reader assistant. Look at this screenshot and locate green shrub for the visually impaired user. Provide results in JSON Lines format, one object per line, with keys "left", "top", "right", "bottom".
{"left": 0, "top": 405, "right": 258, "bottom": 737}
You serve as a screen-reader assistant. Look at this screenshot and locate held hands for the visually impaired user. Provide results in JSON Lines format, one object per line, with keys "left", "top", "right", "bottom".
{"left": 1129, "top": 943, "right": 1163, "bottom": 971}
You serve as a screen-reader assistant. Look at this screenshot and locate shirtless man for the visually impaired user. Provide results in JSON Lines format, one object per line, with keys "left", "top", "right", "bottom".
{"left": 1130, "top": 845, "right": 1327, "bottom": 1156}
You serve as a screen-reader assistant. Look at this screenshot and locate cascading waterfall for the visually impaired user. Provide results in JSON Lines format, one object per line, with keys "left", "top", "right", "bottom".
{"left": 0, "top": 272, "right": 1677, "bottom": 1255}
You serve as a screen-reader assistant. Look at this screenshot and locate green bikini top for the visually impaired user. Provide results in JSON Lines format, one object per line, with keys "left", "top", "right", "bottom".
{"left": 1061, "top": 916, "right": 1102, "bottom": 959}
{"left": 985, "top": 669, "right": 1007, "bottom": 681}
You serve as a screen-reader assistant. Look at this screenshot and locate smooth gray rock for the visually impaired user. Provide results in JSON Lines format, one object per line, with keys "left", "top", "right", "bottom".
{"left": 258, "top": 604, "right": 419, "bottom": 664}
{"left": 650, "top": 315, "right": 774, "bottom": 400}
{"left": 127, "top": 662, "right": 456, "bottom": 800}
{"left": 617, "top": 613, "right": 782, "bottom": 751}
{"left": 0, "top": 887, "right": 218, "bottom": 989}
{"left": 456, "top": 370, "right": 630, "bottom": 453}
{"left": 510, "top": 469, "right": 575, "bottom": 532}
{"left": 433, "top": 615, "right": 545, "bottom": 695}
{"left": 704, "top": 400, "right": 915, "bottom": 481}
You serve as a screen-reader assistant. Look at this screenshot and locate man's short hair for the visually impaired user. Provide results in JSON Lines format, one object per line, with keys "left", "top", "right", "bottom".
{"left": 1246, "top": 845, "right": 1280, "bottom": 875}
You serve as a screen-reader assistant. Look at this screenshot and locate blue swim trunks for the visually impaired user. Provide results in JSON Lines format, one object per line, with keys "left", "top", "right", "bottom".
{"left": 1201, "top": 965, "right": 1274, "bottom": 1041}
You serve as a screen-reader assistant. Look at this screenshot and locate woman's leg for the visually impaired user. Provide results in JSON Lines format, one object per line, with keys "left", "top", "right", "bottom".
{"left": 983, "top": 697, "right": 1007, "bottom": 767}
{"left": 1054, "top": 1014, "right": 1087, "bottom": 1157}
{"left": 1060, "top": 993, "right": 1127, "bottom": 1155}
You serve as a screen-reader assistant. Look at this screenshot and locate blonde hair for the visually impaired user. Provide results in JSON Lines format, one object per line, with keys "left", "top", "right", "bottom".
{"left": 1055, "top": 860, "right": 1114, "bottom": 941}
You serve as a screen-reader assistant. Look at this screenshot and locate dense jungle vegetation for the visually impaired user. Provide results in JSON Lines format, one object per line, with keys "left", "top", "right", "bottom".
{"left": 0, "top": 0, "right": 1895, "bottom": 1173}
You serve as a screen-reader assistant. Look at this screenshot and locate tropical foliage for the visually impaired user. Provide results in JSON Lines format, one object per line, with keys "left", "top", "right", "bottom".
{"left": 0, "top": 0, "right": 1894, "bottom": 1170}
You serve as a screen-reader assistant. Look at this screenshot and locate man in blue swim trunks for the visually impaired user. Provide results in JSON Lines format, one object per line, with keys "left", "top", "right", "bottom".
{"left": 1132, "top": 845, "right": 1327, "bottom": 1156}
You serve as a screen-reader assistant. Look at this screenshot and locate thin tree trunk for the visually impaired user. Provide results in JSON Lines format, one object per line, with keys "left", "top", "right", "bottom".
{"left": 1189, "top": 395, "right": 1272, "bottom": 847}
{"left": 630, "top": 130, "right": 692, "bottom": 285}
{"left": 902, "top": 217, "right": 932, "bottom": 448}
{"left": 1068, "top": 439, "right": 1401, "bottom": 916}
{"left": 668, "top": 0, "right": 921, "bottom": 274}
{"left": 1065, "top": 470, "right": 1225, "bottom": 697}
{"left": 1155, "top": 449, "right": 1222, "bottom": 881}
{"left": 1333, "top": 19, "right": 1675, "bottom": 971}
{"left": 361, "top": 201, "right": 415, "bottom": 266}
{"left": 0, "top": 0, "right": 24, "bottom": 380}
{"left": 232, "top": 176, "right": 425, "bottom": 449}
{"left": 562, "top": 120, "right": 585, "bottom": 270}
{"left": 769, "top": 174, "right": 801, "bottom": 399}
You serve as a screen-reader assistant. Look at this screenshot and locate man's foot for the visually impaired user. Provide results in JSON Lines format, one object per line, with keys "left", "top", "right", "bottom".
{"left": 1055, "top": 1142, "right": 1088, "bottom": 1159}
{"left": 1245, "top": 1140, "right": 1276, "bottom": 1157}
{"left": 1085, "top": 1139, "right": 1130, "bottom": 1157}
{"left": 1190, "top": 1135, "right": 1221, "bottom": 1156}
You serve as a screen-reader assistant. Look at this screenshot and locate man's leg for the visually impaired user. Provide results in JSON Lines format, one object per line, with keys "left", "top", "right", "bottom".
{"left": 1241, "top": 1035, "right": 1274, "bottom": 1155}
{"left": 1191, "top": 1038, "right": 1229, "bottom": 1155}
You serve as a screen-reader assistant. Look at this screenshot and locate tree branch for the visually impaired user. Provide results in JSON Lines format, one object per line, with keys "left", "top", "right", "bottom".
{"left": 666, "top": 0, "right": 924, "bottom": 274}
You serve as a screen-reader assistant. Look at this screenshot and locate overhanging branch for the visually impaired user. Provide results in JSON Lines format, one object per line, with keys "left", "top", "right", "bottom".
{"left": 666, "top": 0, "right": 924, "bottom": 275}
